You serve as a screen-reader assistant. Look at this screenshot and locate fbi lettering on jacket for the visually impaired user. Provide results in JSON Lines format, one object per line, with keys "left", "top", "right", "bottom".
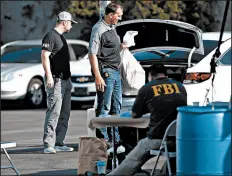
{"left": 151, "top": 83, "right": 180, "bottom": 97}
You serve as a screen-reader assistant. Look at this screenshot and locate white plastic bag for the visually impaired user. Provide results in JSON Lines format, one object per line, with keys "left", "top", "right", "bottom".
{"left": 120, "top": 49, "right": 145, "bottom": 95}
{"left": 94, "top": 31, "right": 139, "bottom": 107}
{"left": 123, "top": 31, "right": 138, "bottom": 47}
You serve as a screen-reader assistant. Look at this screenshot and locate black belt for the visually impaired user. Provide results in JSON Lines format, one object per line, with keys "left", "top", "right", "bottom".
{"left": 52, "top": 73, "right": 69, "bottom": 80}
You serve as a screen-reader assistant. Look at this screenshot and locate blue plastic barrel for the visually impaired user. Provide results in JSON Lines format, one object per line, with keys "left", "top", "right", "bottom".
{"left": 176, "top": 106, "right": 231, "bottom": 175}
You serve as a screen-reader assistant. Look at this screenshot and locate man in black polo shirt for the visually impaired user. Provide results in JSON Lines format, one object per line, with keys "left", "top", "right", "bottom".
{"left": 41, "top": 11, "right": 77, "bottom": 154}
{"left": 108, "top": 64, "right": 187, "bottom": 175}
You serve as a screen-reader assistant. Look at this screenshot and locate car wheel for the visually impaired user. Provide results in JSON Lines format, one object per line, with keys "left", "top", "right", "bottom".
{"left": 25, "top": 78, "right": 45, "bottom": 108}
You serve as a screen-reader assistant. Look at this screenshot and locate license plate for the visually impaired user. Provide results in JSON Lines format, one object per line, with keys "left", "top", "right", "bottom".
{"left": 74, "top": 87, "right": 88, "bottom": 95}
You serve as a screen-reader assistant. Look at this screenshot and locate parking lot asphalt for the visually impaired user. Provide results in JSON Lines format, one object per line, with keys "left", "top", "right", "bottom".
{"left": 1, "top": 104, "right": 165, "bottom": 175}
{"left": 1, "top": 147, "right": 165, "bottom": 175}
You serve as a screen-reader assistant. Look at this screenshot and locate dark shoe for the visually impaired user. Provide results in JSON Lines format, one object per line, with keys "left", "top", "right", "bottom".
{"left": 106, "top": 169, "right": 112, "bottom": 174}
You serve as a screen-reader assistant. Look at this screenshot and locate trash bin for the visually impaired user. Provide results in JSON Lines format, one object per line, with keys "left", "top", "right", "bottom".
{"left": 176, "top": 106, "right": 231, "bottom": 175}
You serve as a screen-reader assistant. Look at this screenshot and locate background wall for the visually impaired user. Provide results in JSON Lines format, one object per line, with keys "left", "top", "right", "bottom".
{"left": 1, "top": 1, "right": 89, "bottom": 45}
{"left": 211, "top": 1, "right": 231, "bottom": 31}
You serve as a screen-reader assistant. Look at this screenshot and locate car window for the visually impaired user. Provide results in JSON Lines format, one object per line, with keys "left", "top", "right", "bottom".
{"left": 1, "top": 44, "right": 83, "bottom": 62}
{"left": 70, "top": 44, "right": 88, "bottom": 61}
{"left": 68, "top": 45, "right": 77, "bottom": 61}
{"left": 1, "top": 47, "right": 41, "bottom": 63}
{"left": 203, "top": 40, "right": 219, "bottom": 57}
{"left": 219, "top": 48, "right": 231, "bottom": 65}
{"left": 169, "top": 40, "right": 219, "bottom": 61}
{"left": 133, "top": 40, "right": 220, "bottom": 62}
{"left": 1, "top": 45, "right": 39, "bottom": 56}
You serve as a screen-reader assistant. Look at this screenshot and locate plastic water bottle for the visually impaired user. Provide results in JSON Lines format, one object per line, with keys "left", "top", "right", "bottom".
{"left": 96, "top": 161, "right": 106, "bottom": 174}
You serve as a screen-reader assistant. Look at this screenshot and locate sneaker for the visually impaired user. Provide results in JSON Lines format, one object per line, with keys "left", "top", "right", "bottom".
{"left": 107, "top": 145, "right": 125, "bottom": 155}
{"left": 117, "top": 145, "right": 126, "bottom": 154}
{"left": 99, "top": 114, "right": 111, "bottom": 118}
{"left": 54, "top": 145, "right": 74, "bottom": 152}
{"left": 44, "top": 147, "right": 56, "bottom": 154}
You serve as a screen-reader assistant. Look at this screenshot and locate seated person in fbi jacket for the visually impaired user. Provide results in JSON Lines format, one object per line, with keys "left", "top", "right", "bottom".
{"left": 108, "top": 64, "right": 187, "bottom": 175}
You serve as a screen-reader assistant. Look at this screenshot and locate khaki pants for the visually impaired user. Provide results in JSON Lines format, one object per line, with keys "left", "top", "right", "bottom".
{"left": 43, "top": 77, "right": 72, "bottom": 148}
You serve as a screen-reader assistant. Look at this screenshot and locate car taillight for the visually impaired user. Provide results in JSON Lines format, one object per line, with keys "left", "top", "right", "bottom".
{"left": 183, "top": 73, "right": 211, "bottom": 84}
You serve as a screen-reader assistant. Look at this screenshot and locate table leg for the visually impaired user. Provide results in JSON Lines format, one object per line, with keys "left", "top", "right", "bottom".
{"left": 136, "top": 128, "right": 139, "bottom": 143}
{"left": 112, "top": 126, "right": 116, "bottom": 169}
{"left": 2, "top": 148, "right": 20, "bottom": 175}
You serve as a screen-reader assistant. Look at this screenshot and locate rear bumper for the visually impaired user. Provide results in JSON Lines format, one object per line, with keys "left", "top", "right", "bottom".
{"left": 71, "top": 96, "right": 96, "bottom": 101}
{"left": 71, "top": 82, "right": 96, "bottom": 102}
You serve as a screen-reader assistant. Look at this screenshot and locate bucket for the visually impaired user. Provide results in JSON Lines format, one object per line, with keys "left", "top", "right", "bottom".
{"left": 177, "top": 106, "right": 231, "bottom": 175}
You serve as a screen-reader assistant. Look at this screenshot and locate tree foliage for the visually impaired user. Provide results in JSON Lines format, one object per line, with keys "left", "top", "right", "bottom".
{"left": 69, "top": 1, "right": 99, "bottom": 22}
{"left": 121, "top": 1, "right": 186, "bottom": 21}
{"left": 184, "top": 1, "right": 217, "bottom": 32}
{"left": 67, "top": 1, "right": 188, "bottom": 22}
{"left": 59, "top": 0, "right": 225, "bottom": 41}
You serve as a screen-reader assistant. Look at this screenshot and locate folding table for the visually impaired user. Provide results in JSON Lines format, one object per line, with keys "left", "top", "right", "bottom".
{"left": 88, "top": 115, "right": 150, "bottom": 169}
{"left": 1, "top": 142, "right": 20, "bottom": 175}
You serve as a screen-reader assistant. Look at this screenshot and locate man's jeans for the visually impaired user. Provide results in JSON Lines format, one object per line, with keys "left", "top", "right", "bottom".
{"left": 108, "top": 137, "right": 176, "bottom": 175}
{"left": 108, "top": 137, "right": 162, "bottom": 175}
{"left": 43, "top": 77, "right": 72, "bottom": 148}
{"left": 96, "top": 68, "right": 122, "bottom": 142}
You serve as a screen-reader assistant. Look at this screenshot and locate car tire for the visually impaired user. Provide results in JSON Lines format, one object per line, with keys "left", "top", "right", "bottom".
{"left": 25, "top": 78, "right": 46, "bottom": 108}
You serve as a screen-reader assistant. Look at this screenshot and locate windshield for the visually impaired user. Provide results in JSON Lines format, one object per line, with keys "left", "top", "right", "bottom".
{"left": 133, "top": 40, "right": 219, "bottom": 62}
{"left": 1, "top": 47, "right": 41, "bottom": 63}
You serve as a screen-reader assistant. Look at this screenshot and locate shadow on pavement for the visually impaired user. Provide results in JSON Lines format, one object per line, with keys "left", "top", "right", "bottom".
{"left": 26, "top": 169, "right": 154, "bottom": 176}
{"left": 1, "top": 100, "right": 31, "bottom": 110}
{"left": 2, "top": 144, "right": 79, "bottom": 154}
{"left": 1, "top": 100, "right": 94, "bottom": 110}
{"left": 22, "top": 169, "right": 77, "bottom": 175}
{"left": 71, "top": 101, "right": 94, "bottom": 110}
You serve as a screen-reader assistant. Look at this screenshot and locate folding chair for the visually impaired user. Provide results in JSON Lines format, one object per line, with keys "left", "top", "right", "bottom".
{"left": 150, "top": 120, "right": 177, "bottom": 176}
{"left": 1, "top": 142, "right": 20, "bottom": 175}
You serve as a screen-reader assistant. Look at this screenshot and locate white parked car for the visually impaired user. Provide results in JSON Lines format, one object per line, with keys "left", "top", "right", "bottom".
{"left": 184, "top": 37, "right": 231, "bottom": 105}
{"left": 112, "top": 19, "right": 230, "bottom": 109}
{"left": 91, "top": 19, "right": 204, "bottom": 110}
{"left": 70, "top": 55, "right": 96, "bottom": 102}
{"left": 1, "top": 39, "right": 96, "bottom": 107}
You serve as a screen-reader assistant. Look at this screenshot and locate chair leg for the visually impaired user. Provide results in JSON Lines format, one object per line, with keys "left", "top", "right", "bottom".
{"left": 164, "top": 142, "right": 172, "bottom": 176}
{"left": 150, "top": 151, "right": 162, "bottom": 176}
{"left": 138, "top": 169, "right": 150, "bottom": 176}
{"left": 2, "top": 148, "right": 20, "bottom": 176}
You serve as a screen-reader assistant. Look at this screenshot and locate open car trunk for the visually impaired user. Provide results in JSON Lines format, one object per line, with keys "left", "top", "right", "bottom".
{"left": 116, "top": 19, "right": 204, "bottom": 55}
{"left": 115, "top": 19, "right": 204, "bottom": 108}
